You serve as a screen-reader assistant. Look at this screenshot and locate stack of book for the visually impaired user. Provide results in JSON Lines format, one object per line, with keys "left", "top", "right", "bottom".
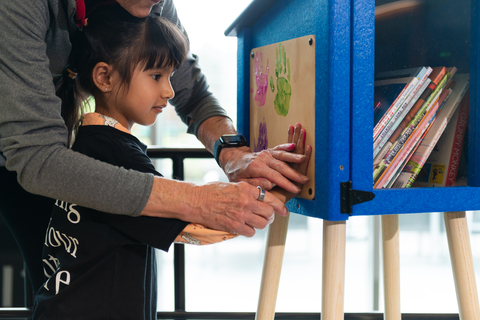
{"left": 372, "top": 66, "right": 470, "bottom": 189}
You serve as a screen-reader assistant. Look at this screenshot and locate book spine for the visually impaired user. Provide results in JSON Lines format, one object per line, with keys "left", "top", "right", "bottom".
{"left": 373, "top": 72, "right": 451, "bottom": 185}
{"left": 403, "top": 93, "right": 453, "bottom": 187}
{"left": 373, "top": 78, "right": 419, "bottom": 140}
{"left": 373, "top": 78, "right": 431, "bottom": 157}
{"left": 373, "top": 89, "right": 440, "bottom": 185}
{"left": 373, "top": 67, "right": 427, "bottom": 140}
{"left": 375, "top": 93, "right": 441, "bottom": 189}
{"left": 445, "top": 95, "right": 469, "bottom": 186}
{"left": 404, "top": 79, "right": 469, "bottom": 187}
{"left": 386, "top": 103, "right": 441, "bottom": 189}
{"left": 395, "top": 88, "right": 455, "bottom": 188}
{"left": 373, "top": 68, "right": 446, "bottom": 170}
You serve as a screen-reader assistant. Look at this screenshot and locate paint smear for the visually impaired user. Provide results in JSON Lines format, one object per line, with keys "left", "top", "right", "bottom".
{"left": 254, "top": 118, "right": 268, "bottom": 152}
{"left": 273, "top": 43, "right": 291, "bottom": 116}
{"left": 254, "top": 51, "right": 269, "bottom": 106}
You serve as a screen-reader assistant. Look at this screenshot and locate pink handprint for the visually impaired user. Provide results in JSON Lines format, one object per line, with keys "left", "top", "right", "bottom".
{"left": 254, "top": 51, "right": 269, "bottom": 106}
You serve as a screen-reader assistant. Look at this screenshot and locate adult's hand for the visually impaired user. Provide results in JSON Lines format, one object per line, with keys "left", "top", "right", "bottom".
{"left": 196, "top": 116, "right": 309, "bottom": 195}
{"left": 220, "top": 143, "right": 309, "bottom": 194}
{"left": 141, "top": 178, "right": 287, "bottom": 237}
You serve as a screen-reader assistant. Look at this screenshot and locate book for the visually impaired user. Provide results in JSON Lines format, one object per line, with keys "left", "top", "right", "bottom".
{"left": 373, "top": 67, "right": 429, "bottom": 141}
{"left": 393, "top": 74, "right": 470, "bottom": 188}
{"left": 374, "top": 84, "right": 447, "bottom": 189}
{"left": 373, "top": 67, "right": 455, "bottom": 185}
{"left": 382, "top": 86, "right": 454, "bottom": 188}
{"left": 373, "top": 66, "right": 447, "bottom": 170}
{"left": 413, "top": 92, "right": 470, "bottom": 187}
{"left": 373, "top": 77, "right": 431, "bottom": 158}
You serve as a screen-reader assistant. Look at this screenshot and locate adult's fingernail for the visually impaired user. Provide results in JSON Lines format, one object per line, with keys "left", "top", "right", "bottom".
{"left": 283, "top": 206, "right": 289, "bottom": 215}
{"left": 268, "top": 213, "right": 276, "bottom": 224}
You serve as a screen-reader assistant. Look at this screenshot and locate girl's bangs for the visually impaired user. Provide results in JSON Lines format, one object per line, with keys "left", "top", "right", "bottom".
{"left": 139, "top": 17, "right": 187, "bottom": 71}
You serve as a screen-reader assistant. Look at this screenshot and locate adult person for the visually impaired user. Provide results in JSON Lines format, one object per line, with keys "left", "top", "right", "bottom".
{"left": 0, "top": 0, "right": 309, "bottom": 294}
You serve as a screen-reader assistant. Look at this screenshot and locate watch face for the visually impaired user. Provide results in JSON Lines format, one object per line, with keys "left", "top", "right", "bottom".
{"left": 221, "top": 134, "right": 248, "bottom": 146}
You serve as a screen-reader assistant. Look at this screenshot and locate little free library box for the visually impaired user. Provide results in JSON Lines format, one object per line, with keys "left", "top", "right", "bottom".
{"left": 226, "top": 0, "right": 480, "bottom": 221}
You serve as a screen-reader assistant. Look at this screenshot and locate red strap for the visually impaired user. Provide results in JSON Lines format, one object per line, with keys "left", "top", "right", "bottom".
{"left": 74, "top": 0, "right": 119, "bottom": 28}
{"left": 74, "top": 0, "right": 86, "bottom": 28}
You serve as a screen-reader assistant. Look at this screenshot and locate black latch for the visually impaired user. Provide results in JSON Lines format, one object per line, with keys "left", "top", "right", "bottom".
{"left": 340, "top": 181, "right": 375, "bottom": 215}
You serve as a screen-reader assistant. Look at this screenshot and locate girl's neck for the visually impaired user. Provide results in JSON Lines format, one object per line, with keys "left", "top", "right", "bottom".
{"left": 82, "top": 112, "right": 131, "bottom": 135}
{"left": 94, "top": 102, "right": 132, "bottom": 131}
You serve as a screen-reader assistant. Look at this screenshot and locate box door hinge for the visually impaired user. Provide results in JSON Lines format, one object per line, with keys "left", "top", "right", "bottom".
{"left": 340, "top": 181, "right": 375, "bottom": 215}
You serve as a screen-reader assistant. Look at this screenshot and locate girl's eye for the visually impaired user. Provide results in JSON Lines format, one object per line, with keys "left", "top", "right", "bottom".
{"left": 152, "top": 74, "right": 162, "bottom": 81}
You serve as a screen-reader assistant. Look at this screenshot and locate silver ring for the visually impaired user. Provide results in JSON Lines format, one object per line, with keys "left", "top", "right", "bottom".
{"left": 257, "top": 186, "right": 265, "bottom": 202}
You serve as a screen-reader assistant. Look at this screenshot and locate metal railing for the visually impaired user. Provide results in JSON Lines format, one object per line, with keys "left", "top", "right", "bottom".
{"left": 146, "top": 147, "right": 214, "bottom": 312}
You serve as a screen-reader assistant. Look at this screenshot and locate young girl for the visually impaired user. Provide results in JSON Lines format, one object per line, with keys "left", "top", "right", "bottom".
{"left": 33, "top": 2, "right": 312, "bottom": 319}
{"left": 32, "top": 4, "right": 236, "bottom": 319}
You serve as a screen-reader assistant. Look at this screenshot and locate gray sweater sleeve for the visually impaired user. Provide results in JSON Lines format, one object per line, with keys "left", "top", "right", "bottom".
{"left": 160, "top": 0, "right": 231, "bottom": 136}
{"left": 0, "top": 0, "right": 152, "bottom": 217}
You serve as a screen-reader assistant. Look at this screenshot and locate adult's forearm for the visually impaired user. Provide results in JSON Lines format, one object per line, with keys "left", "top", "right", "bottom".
{"left": 196, "top": 116, "right": 238, "bottom": 153}
{"left": 140, "top": 176, "right": 196, "bottom": 220}
{"left": 141, "top": 176, "right": 287, "bottom": 236}
{"left": 0, "top": 0, "right": 154, "bottom": 217}
{"left": 4, "top": 144, "right": 153, "bottom": 217}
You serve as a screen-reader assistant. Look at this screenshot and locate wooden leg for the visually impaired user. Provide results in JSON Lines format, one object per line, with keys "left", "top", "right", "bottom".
{"left": 382, "top": 214, "right": 400, "bottom": 320}
{"left": 255, "top": 213, "right": 290, "bottom": 320}
{"left": 444, "top": 211, "right": 480, "bottom": 320}
{"left": 321, "top": 220, "right": 346, "bottom": 320}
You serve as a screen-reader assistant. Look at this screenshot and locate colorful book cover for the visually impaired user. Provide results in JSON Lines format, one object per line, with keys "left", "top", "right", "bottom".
{"left": 373, "top": 67, "right": 428, "bottom": 141}
{"left": 394, "top": 74, "right": 470, "bottom": 188}
{"left": 373, "top": 66, "right": 446, "bottom": 170}
{"left": 414, "top": 92, "right": 470, "bottom": 187}
{"left": 373, "top": 67, "right": 454, "bottom": 185}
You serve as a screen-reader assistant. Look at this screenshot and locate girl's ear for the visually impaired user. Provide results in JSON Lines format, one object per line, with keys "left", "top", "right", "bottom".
{"left": 92, "top": 62, "right": 117, "bottom": 92}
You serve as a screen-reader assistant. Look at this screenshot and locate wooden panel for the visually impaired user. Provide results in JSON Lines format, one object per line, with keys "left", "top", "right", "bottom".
{"left": 250, "top": 35, "right": 316, "bottom": 199}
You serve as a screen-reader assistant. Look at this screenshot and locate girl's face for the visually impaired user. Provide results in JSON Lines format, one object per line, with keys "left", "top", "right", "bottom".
{"left": 116, "top": 0, "right": 162, "bottom": 18}
{"left": 110, "top": 64, "right": 175, "bottom": 130}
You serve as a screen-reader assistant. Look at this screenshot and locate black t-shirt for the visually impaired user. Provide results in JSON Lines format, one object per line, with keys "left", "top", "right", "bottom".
{"left": 33, "top": 126, "right": 188, "bottom": 320}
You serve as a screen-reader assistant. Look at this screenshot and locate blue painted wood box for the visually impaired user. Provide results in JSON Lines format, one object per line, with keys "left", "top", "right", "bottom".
{"left": 225, "top": 0, "right": 479, "bottom": 221}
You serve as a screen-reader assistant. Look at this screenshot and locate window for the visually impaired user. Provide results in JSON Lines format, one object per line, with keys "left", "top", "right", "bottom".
{"left": 151, "top": 0, "right": 480, "bottom": 314}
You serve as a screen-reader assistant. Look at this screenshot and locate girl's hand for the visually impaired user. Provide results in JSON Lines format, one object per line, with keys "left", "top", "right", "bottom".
{"left": 268, "top": 123, "right": 313, "bottom": 204}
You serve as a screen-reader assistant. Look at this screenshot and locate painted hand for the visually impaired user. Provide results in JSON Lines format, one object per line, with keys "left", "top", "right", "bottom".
{"left": 286, "top": 123, "right": 312, "bottom": 191}
{"left": 254, "top": 52, "right": 269, "bottom": 106}
{"left": 263, "top": 123, "right": 312, "bottom": 204}
{"left": 270, "top": 43, "right": 291, "bottom": 116}
{"left": 220, "top": 141, "right": 309, "bottom": 195}
{"left": 253, "top": 118, "right": 268, "bottom": 152}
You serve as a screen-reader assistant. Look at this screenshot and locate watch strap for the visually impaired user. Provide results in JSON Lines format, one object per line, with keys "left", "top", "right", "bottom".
{"left": 213, "top": 139, "right": 223, "bottom": 166}
{"left": 213, "top": 135, "right": 248, "bottom": 167}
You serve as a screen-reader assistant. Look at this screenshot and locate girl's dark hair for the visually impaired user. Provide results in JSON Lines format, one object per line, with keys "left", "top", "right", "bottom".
{"left": 57, "top": 3, "right": 188, "bottom": 146}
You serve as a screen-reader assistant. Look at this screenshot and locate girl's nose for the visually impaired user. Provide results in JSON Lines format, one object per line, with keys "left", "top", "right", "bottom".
{"left": 161, "top": 79, "right": 175, "bottom": 100}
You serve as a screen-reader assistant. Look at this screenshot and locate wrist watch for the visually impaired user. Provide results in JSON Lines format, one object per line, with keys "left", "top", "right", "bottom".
{"left": 213, "top": 134, "right": 248, "bottom": 167}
